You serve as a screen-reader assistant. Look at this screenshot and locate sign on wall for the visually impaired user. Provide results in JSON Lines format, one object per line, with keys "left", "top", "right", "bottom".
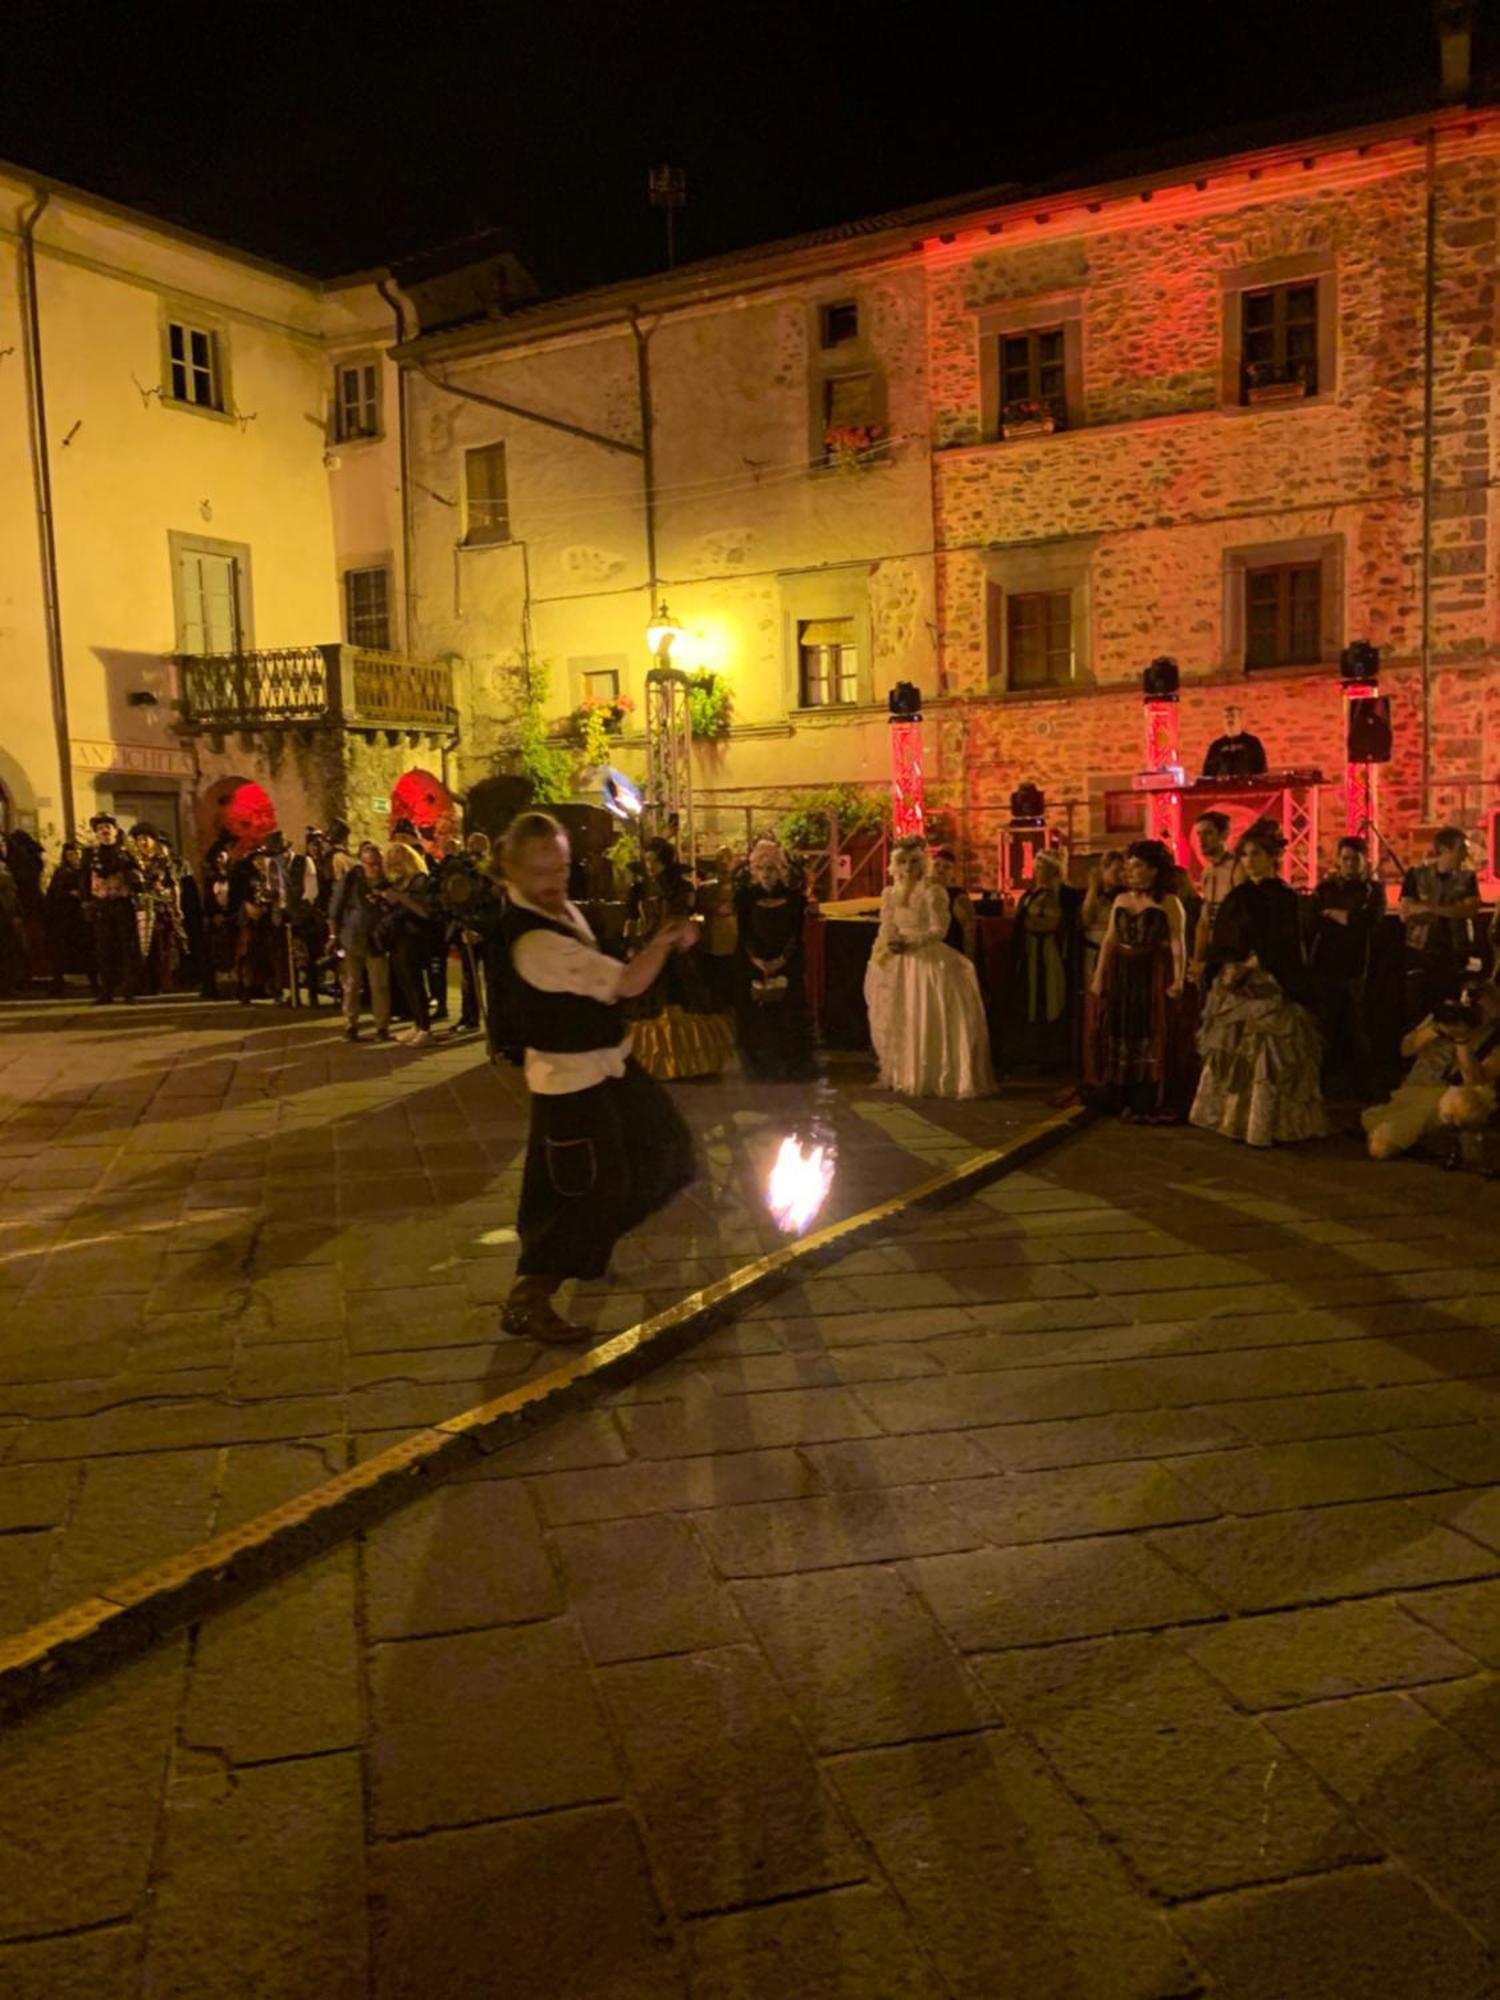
{"left": 70, "top": 740, "right": 195, "bottom": 778}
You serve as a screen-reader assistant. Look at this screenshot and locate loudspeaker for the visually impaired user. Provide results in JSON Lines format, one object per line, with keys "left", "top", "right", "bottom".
{"left": 1346, "top": 695, "right": 1392, "bottom": 765}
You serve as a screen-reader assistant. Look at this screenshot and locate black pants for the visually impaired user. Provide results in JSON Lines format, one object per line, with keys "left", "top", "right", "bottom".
{"left": 517, "top": 1060, "right": 696, "bottom": 1281}
{"left": 458, "top": 936, "right": 484, "bottom": 1029}
{"left": 95, "top": 900, "right": 140, "bottom": 1001}
{"left": 391, "top": 931, "right": 431, "bottom": 1031}
{"left": 1405, "top": 951, "right": 1464, "bottom": 1030}
{"left": 1314, "top": 974, "right": 1372, "bottom": 1094}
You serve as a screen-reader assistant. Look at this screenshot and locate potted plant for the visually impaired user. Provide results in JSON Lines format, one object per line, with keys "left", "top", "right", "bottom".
{"left": 823, "top": 422, "right": 887, "bottom": 471}
{"left": 1001, "top": 397, "right": 1060, "bottom": 439}
{"left": 1245, "top": 360, "right": 1311, "bottom": 406}
{"left": 571, "top": 691, "right": 635, "bottom": 739}
{"left": 685, "top": 668, "right": 732, "bottom": 741}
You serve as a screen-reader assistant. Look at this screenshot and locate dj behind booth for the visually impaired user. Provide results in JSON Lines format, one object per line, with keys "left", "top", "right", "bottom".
{"left": 1201, "top": 703, "right": 1269, "bottom": 780}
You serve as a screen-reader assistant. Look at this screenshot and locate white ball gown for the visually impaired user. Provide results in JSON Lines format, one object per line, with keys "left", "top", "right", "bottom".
{"left": 864, "top": 881, "right": 996, "bottom": 1098}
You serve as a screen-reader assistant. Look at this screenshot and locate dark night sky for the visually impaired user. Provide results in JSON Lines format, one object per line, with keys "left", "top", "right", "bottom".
{"left": 0, "top": 1, "right": 1482, "bottom": 295}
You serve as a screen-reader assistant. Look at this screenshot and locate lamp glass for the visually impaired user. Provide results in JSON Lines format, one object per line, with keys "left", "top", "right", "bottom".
{"left": 646, "top": 604, "right": 683, "bottom": 659}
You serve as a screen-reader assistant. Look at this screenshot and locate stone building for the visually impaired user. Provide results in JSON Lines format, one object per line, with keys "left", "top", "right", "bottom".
{"left": 0, "top": 163, "right": 447, "bottom": 855}
{"left": 396, "top": 93, "right": 1500, "bottom": 878}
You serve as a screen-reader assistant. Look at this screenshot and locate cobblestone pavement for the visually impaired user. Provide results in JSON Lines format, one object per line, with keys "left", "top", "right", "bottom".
{"left": 6, "top": 999, "right": 1500, "bottom": 1996}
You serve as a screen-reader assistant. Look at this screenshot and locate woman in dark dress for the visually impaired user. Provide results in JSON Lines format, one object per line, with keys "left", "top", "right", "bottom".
{"left": 45, "top": 841, "right": 94, "bottom": 994}
{"left": 734, "top": 838, "right": 818, "bottom": 1081}
{"left": 380, "top": 841, "right": 439, "bottom": 1046}
{"left": 1003, "top": 849, "right": 1081, "bottom": 1074}
{"left": 1089, "top": 839, "right": 1193, "bottom": 1121}
{"left": 625, "top": 837, "right": 734, "bottom": 1079}
{"left": 1191, "top": 820, "right": 1329, "bottom": 1147}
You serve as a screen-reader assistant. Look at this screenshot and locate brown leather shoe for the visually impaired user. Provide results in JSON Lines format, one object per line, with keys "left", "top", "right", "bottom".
{"left": 499, "top": 1297, "right": 592, "bottom": 1344}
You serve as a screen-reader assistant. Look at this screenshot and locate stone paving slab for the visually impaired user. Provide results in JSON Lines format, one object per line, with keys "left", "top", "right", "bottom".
{"left": 9, "top": 1014, "right": 1500, "bottom": 1993}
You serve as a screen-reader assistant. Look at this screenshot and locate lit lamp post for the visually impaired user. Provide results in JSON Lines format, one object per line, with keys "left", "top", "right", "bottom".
{"left": 887, "top": 682, "right": 926, "bottom": 840}
{"left": 643, "top": 602, "right": 695, "bottom": 863}
{"left": 1138, "top": 654, "right": 1185, "bottom": 863}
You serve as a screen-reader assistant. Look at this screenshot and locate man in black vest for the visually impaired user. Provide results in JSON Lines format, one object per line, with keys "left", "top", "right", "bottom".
{"left": 500, "top": 810, "right": 699, "bottom": 1343}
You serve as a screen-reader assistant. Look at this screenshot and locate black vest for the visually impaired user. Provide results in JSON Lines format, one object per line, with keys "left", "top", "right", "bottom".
{"left": 503, "top": 902, "right": 625, "bottom": 1052}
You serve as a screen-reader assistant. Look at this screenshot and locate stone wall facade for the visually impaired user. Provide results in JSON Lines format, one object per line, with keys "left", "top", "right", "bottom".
{"left": 402, "top": 108, "right": 1500, "bottom": 877}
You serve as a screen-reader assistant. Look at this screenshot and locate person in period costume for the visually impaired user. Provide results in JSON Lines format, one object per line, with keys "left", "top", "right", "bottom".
{"left": 1312, "top": 835, "right": 1386, "bottom": 1097}
{"left": 1190, "top": 820, "right": 1329, "bottom": 1148}
{"left": 695, "top": 848, "right": 740, "bottom": 1012}
{"left": 0, "top": 839, "right": 26, "bottom": 998}
{"left": 733, "top": 838, "right": 818, "bottom": 1083}
{"left": 6, "top": 829, "right": 46, "bottom": 983}
{"left": 198, "top": 840, "right": 237, "bottom": 999}
{"left": 1089, "top": 839, "right": 1194, "bottom": 1122}
{"left": 129, "top": 825, "right": 186, "bottom": 995}
{"left": 449, "top": 831, "right": 498, "bottom": 1034}
{"left": 1078, "top": 849, "right": 1125, "bottom": 1089}
{"left": 499, "top": 811, "right": 698, "bottom": 1344}
{"left": 865, "top": 837, "right": 995, "bottom": 1099}
{"left": 1399, "top": 827, "right": 1481, "bottom": 1028}
{"left": 378, "top": 841, "right": 439, "bottom": 1045}
{"left": 44, "top": 841, "right": 94, "bottom": 995}
{"left": 1364, "top": 979, "right": 1500, "bottom": 1166}
{"left": 931, "top": 847, "right": 977, "bottom": 960}
{"left": 624, "top": 837, "right": 735, "bottom": 1079}
{"left": 232, "top": 846, "right": 283, "bottom": 1002}
{"left": 1189, "top": 811, "right": 1241, "bottom": 977}
{"left": 84, "top": 815, "right": 144, "bottom": 1005}
{"left": 329, "top": 842, "right": 394, "bottom": 1042}
{"left": 1003, "top": 849, "right": 1081, "bottom": 1074}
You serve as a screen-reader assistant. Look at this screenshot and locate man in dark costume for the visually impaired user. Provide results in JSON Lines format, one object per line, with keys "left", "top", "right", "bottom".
{"left": 84, "top": 815, "right": 143, "bottom": 1004}
{"left": 1201, "top": 703, "right": 1268, "bottom": 779}
{"left": 499, "top": 811, "right": 698, "bottom": 1344}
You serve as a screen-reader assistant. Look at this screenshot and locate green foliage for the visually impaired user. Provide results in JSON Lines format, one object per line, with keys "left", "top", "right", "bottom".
{"left": 685, "top": 668, "right": 733, "bottom": 742}
{"left": 512, "top": 659, "right": 571, "bottom": 804}
{"left": 577, "top": 703, "right": 613, "bottom": 777}
{"left": 777, "top": 785, "right": 890, "bottom": 851}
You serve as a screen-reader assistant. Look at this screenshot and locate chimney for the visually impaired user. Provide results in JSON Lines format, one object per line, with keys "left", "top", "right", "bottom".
{"left": 1436, "top": 0, "right": 1473, "bottom": 103}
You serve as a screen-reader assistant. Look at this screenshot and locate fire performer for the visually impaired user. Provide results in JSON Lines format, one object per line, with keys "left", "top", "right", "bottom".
{"left": 499, "top": 811, "right": 699, "bottom": 1344}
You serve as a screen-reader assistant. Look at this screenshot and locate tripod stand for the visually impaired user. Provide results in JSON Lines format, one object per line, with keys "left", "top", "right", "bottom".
{"left": 1356, "top": 810, "right": 1409, "bottom": 883}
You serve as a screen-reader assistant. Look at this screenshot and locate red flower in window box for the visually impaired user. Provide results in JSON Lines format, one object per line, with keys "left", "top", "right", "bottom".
{"left": 1001, "top": 398, "right": 1060, "bottom": 439}
{"left": 823, "top": 422, "right": 886, "bottom": 470}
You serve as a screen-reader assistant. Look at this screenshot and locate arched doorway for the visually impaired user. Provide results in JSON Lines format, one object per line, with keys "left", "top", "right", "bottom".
{"left": 391, "top": 768, "right": 457, "bottom": 855}
{"left": 197, "top": 777, "right": 278, "bottom": 858}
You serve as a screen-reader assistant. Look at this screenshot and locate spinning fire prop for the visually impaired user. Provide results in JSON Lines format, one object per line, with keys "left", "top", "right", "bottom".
{"left": 766, "top": 1134, "right": 837, "bottom": 1235}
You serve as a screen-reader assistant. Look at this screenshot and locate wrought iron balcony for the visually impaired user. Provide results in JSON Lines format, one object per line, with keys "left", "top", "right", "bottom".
{"left": 172, "top": 645, "right": 453, "bottom": 733}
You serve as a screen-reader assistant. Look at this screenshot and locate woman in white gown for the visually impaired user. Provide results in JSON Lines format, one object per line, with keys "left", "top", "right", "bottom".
{"left": 865, "top": 838, "right": 995, "bottom": 1098}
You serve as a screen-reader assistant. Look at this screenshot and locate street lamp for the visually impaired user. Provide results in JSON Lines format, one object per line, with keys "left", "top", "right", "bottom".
{"left": 646, "top": 603, "right": 683, "bottom": 664}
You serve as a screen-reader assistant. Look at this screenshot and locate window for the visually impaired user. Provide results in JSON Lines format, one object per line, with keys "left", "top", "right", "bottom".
{"left": 821, "top": 301, "right": 859, "bottom": 348}
{"left": 1245, "top": 561, "right": 1322, "bottom": 668}
{"left": 463, "top": 443, "right": 510, "bottom": 546}
{"left": 999, "top": 328, "right": 1066, "bottom": 424}
{"left": 1240, "top": 283, "right": 1318, "bottom": 401}
{"left": 173, "top": 544, "right": 243, "bottom": 654}
{"left": 581, "top": 667, "right": 620, "bottom": 705}
{"left": 1006, "top": 591, "right": 1074, "bottom": 690}
{"left": 798, "top": 618, "right": 858, "bottom": 707}
{"left": 335, "top": 362, "right": 380, "bottom": 441}
{"left": 344, "top": 567, "right": 391, "bottom": 651}
{"left": 824, "top": 373, "right": 876, "bottom": 429}
{"left": 166, "top": 320, "right": 223, "bottom": 410}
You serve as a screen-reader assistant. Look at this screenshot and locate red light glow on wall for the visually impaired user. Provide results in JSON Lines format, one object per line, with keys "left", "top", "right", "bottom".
{"left": 889, "top": 720, "right": 926, "bottom": 839}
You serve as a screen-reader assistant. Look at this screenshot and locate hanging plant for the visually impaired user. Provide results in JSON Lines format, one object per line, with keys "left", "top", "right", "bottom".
{"left": 685, "top": 668, "right": 733, "bottom": 741}
{"left": 509, "top": 658, "right": 571, "bottom": 803}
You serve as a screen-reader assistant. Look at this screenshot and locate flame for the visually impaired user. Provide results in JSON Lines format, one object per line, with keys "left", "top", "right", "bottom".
{"left": 767, "top": 1136, "right": 836, "bottom": 1235}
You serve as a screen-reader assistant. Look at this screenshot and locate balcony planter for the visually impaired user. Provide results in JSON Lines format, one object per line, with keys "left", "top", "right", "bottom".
{"left": 823, "top": 423, "right": 886, "bottom": 471}
{"left": 1000, "top": 399, "right": 1060, "bottom": 440}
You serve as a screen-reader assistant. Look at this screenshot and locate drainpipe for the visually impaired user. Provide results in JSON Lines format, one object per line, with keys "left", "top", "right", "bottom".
{"left": 376, "top": 277, "right": 415, "bottom": 656}
{"left": 1419, "top": 127, "right": 1439, "bottom": 822}
{"left": 628, "top": 311, "right": 659, "bottom": 604}
{"left": 17, "top": 190, "right": 74, "bottom": 834}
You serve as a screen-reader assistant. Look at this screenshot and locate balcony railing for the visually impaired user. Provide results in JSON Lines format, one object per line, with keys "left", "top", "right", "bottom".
{"left": 173, "top": 645, "right": 453, "bottom": 731}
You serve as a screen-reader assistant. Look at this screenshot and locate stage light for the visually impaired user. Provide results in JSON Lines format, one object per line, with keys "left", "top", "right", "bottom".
{"left": 888, "top": 681, "right": 923, "bottom": 720}
{"left": 1340, "top": 641, "right": 1380, "bottom": 686}
{"left": 1010, "top": 781, "right": 1046, "bottom": 822}
{"left": 1142, "top": 655, "right": 1180, "bottom": 700}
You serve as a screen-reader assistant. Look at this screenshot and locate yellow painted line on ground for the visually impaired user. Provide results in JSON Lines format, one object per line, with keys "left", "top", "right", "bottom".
{"left": 0, "top": 1102, "right": 1089, "bottom": 1721}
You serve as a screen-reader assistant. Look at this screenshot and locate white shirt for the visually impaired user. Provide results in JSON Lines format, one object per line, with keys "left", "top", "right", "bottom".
{"left": 508, "top": 890, "right": 631, "bottom": 1094}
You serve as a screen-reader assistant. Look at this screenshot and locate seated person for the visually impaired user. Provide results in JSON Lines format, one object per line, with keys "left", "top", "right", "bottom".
{"left": 1364, "top": 980, "right": 1500, "bottom": 1164}
{"left": 1201, "top": 703, "right": 1268, "bottom": 780}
